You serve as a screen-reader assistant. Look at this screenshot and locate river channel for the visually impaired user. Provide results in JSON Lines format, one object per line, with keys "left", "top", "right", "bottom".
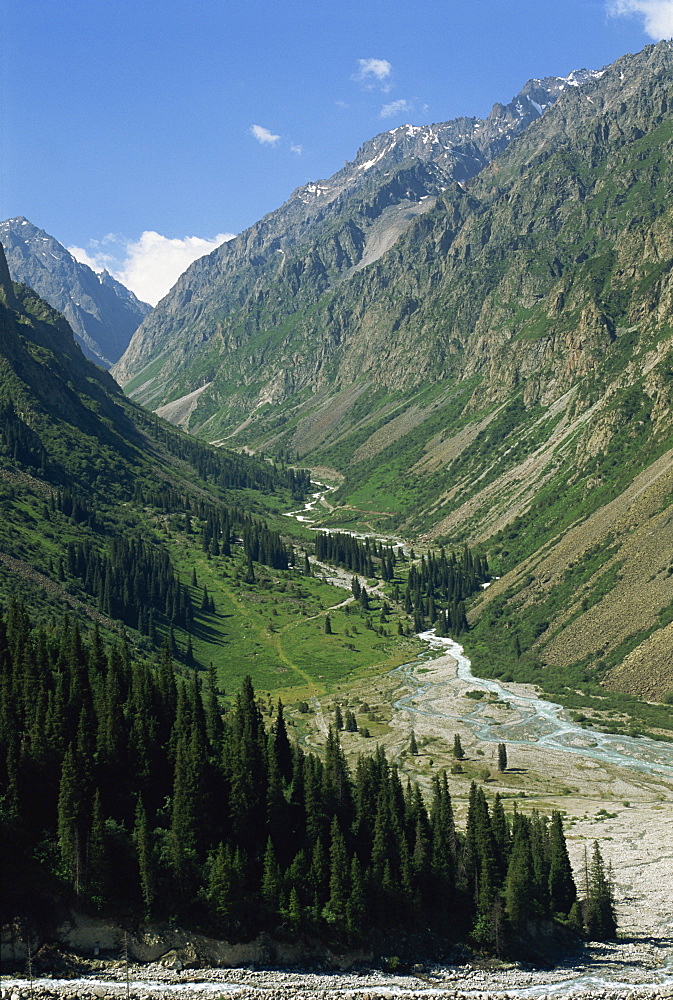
{"left": 287, "top": 483, "right": 673, "bottom": 780}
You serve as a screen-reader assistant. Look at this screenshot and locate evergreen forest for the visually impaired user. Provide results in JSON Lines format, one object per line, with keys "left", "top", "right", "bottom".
{"left": 0, "top": 605, "right": 616, "bottom": 960}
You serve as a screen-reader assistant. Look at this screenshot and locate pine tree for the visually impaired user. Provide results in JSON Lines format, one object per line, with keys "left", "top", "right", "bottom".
{"left": 323, "top": 817, "right": 349, "bottom": 926}
{"left": 57, "top": 745, "right": 84, "bottom": 889}
{"left": 346, "top": 854, "right": 366, "bottom": 939}
{"left": 453, "top": 733, "right": 465, "bottom": 759}
{"left": 270, "top": 700, "right": 293, "bottom": 783}
{"left": 504, "top": 820, "right": 534, "bottom": 931}
{"left": 548, "top": 811, "right": 576, "bottom": 916}
{"left": 497, "top": 743, "right": 508, "bottom": 772}
{"left": 344, "top": 710, "right": 358, "bottom": 732}
{"left": 491, "top": 793, "right": 511, "bottom": 875}
{"left": 409, "top": 730, "right": 418, "bottom": 755}
{"left": 134, "top": 798, "right": 156, "bottom": 916}
{"left": 87, "top": 788, "right": 106, "bottom": 903}
{"left": 585, "top": 841, "right": 617, "bottom": 940}
{"left": 261, "top": 836, "right": 281, "bottom": 912}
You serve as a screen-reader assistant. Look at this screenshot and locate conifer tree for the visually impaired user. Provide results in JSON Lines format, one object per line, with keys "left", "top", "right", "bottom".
{"left": 548, "top": 811, "right": 576, "bottom": 915}
{"left": 344, "top": 709, "right": 358, "bottom": 732}
{"left": 57, "top": 745, "right": 83, "bottom": 889}
{"left": 87, "top": 788, "right": 106, "bottom": 903}
{"left": 346, "top": 854, "right": 366, "bottom": 939}
{"left": 261, "top": 836, "right": 281, "bottom": 912}
{"left": 270, "top": 700, "right": 293, "bottom": 783}
{"left": 504, "top": 819, "right": 534, "bottom": 931}
{"left": 491, "top": 792, "right": 511, "bottom": 875}
{"left": 324, "top": 817, "right": 349, "bottom": 926}
{"left": 134, "top": 798, "right": 156, "bottom": 917}
{"left": 585, "top": 841, "right": 617, "bottom": 940}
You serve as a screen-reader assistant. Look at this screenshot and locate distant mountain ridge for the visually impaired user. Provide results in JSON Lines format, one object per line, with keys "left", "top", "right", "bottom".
{"left": 112, "top": 68, "right": 598, "bottom": 410}
{"left": 0, "top": 217, "right": 150, "bottom": 367}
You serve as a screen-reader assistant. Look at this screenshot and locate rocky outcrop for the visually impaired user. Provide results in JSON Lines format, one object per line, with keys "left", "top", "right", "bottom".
{"left": 1, "top": 912, "right": 373, "bottom": 972}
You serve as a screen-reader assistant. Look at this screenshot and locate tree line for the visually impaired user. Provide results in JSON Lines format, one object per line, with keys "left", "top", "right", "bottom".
{"left": 398, "top": 546, "right": 489, "bottom": 635}
{"left": 136, "top": 411, "right": 311, "bottom": 498}
{"left": 314, "top": 532, "right": 400, "bottom": 581}
{"left": 0, "top": 603, "right": 615, "bottom": 954}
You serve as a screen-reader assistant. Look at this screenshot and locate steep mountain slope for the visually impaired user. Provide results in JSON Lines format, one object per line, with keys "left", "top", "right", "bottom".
{"left": 112, "top": 70, "right": 597, "bottom": 414}
{"left": 0, "top": 217, "right": 151, "bottom": 367}
{"left": 0, "top": 245, "right": 415, "bottom": 722}
{"left": 0, "top": 241, "right": 307, "bottom": 632}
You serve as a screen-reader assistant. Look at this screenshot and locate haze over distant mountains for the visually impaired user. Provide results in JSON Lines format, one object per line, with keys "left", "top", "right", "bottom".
{"left": 0, "top": 217, "right": 151, "bottom": 368}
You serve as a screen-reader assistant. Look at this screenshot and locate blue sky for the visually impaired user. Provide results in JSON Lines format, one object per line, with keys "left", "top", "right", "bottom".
{"left": 2, "top": 0, "right": 672, "bottom": 303}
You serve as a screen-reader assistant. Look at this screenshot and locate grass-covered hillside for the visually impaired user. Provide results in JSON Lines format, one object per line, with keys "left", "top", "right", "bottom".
{"left": 0, "top": 244, "right": 421, "bottom": 711}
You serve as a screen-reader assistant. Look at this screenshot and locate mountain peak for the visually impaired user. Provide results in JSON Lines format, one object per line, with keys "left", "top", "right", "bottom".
{"left": 0, "top": 217, "right": 151, "bottom": 367}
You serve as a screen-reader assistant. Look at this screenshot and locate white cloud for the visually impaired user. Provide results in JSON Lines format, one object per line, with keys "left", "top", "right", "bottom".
{"left": 354, "top": 58, "right": 392, "bottom": 82}
{"left": 352, "top": 58, "right": 393, "bottom": 91}
{"left": 68, "top": 244, "right": 114, "bottom": 273}
{"left": 380, "top": 98, "right": 413, "bottom": 119}
{"left": 250, "top": 124, "right": 281, "bottom": 145}
{"left": 607, "top": 0, "right": 673, "bottom": 38}
{"left": 70, "top": 231, "right": 235, "bottom": 306}
{"left": 290, "top": 144, "right": 303, "bottom": 155}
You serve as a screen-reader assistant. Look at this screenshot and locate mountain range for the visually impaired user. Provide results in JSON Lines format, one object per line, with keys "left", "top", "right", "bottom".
{"left": 0, "top": 216, "right": 150, "bottom": 367}
{"left": 4, "top": 36, "right": 673, "bottom": 971}
{"left": 111, "top": 67, "right": 601, "bottom": 418}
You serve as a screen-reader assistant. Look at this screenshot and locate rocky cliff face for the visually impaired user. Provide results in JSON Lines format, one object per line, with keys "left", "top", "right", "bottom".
{"left": 0, "top": 218, "right": 150, "bottom": 367}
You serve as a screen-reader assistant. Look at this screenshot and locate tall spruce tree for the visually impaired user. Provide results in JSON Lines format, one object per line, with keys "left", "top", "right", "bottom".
{"left": 548, "top": 811, "right": 576, "bottom": 916}
{"left": 585, "top": 841, "right": 617, "bottom": 940}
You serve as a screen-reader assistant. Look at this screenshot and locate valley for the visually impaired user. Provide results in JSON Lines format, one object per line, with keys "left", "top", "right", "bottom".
{"left": 3, "top": 34, "right": 673, "bottom": 996}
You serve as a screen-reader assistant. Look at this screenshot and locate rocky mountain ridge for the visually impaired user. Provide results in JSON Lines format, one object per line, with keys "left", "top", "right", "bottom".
{"left": 0, "top": 217, "right": 150, "bottom": 367}
{"left": 111, "top": 69, "right": 596, "bottom": 407}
